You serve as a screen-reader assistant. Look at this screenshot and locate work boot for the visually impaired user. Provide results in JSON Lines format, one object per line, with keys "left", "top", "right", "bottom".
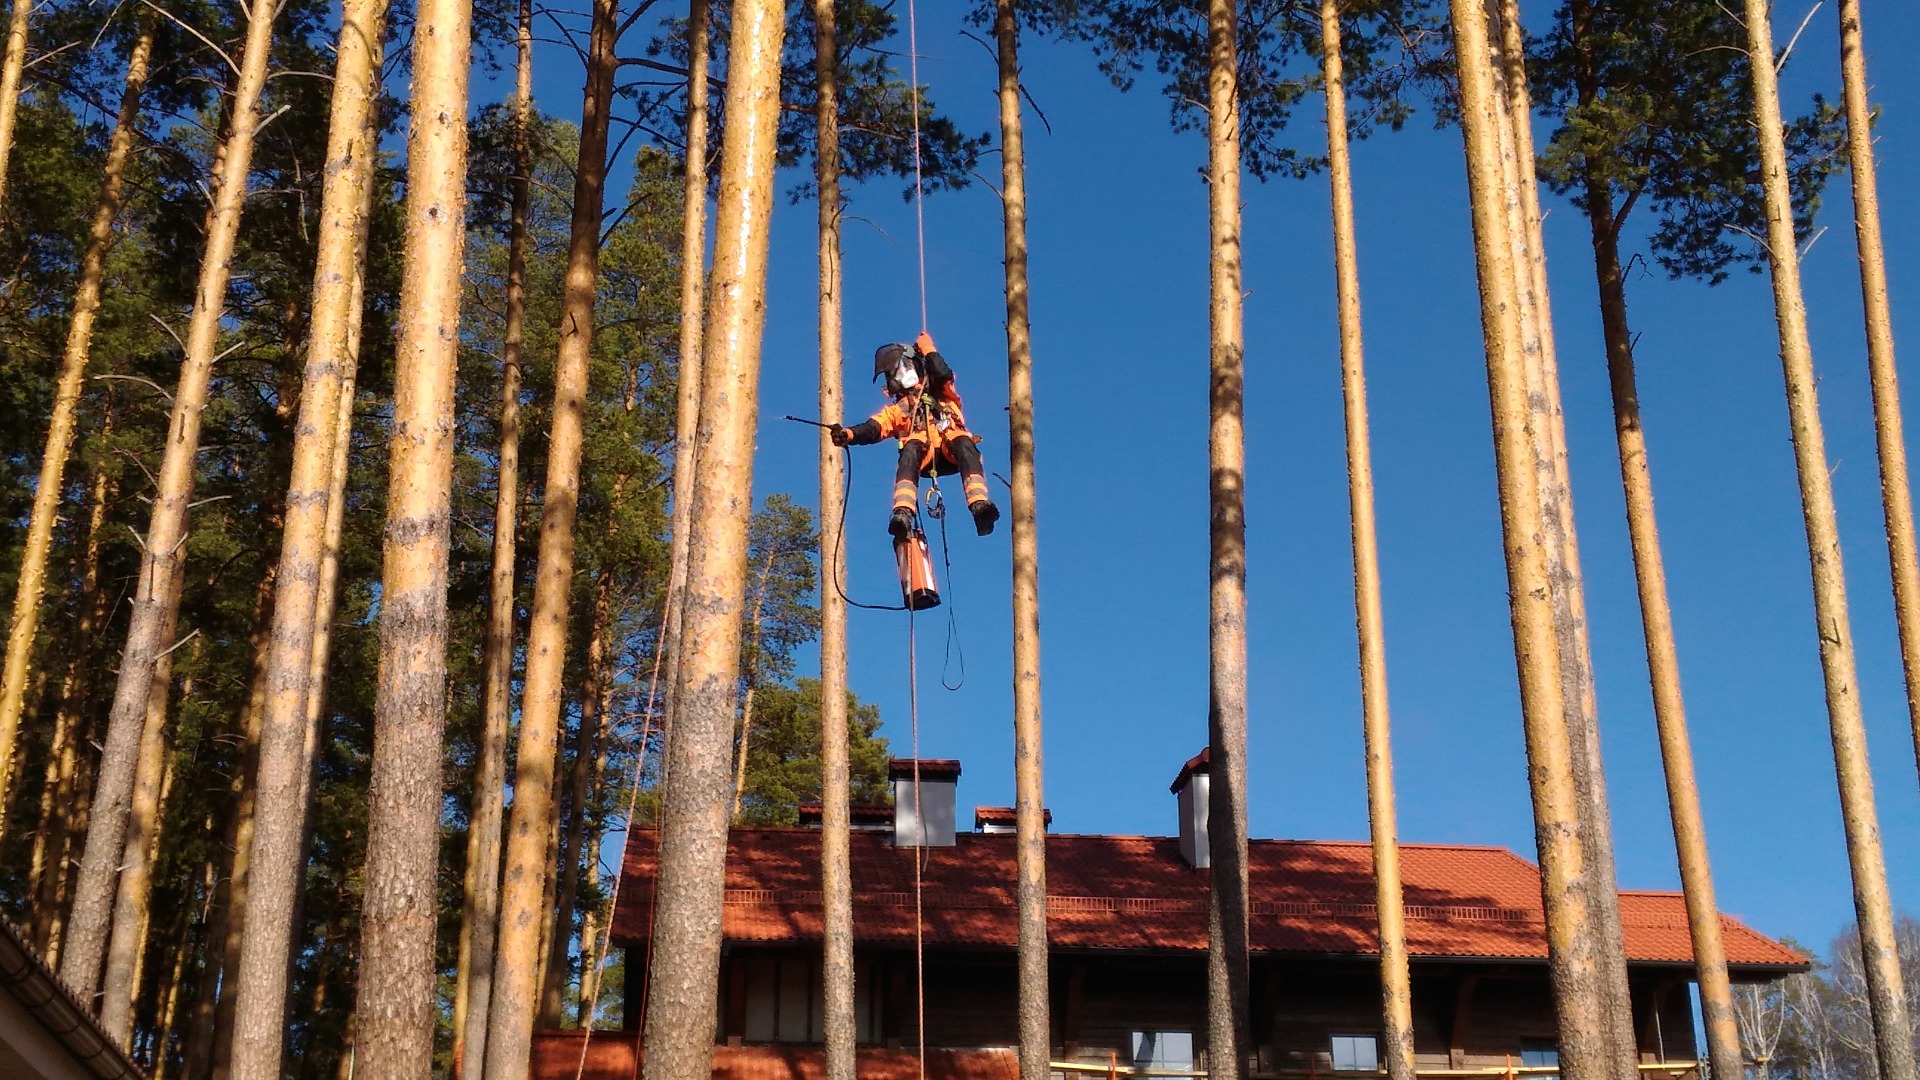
{"left": 970, "top": 499, "right": 1000, "bottom": 537}
{"left": 889, "top": 507, "right": 914, "bottom": 539}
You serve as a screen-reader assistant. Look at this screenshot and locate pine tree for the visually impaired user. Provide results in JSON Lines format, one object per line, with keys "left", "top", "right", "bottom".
{"left": 59, "top": 0, "right": 286, "bottom": 999}
{"left": 641, "top": 1, "right": 788, "bottom": 1078}
{"left": 353, "top": 0, "right": 473, "bottom": 1060}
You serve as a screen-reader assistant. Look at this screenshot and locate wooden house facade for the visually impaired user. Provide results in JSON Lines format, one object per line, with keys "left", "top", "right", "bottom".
{"left": 533, "top": 756, "right": 1804, "bottom": 1080}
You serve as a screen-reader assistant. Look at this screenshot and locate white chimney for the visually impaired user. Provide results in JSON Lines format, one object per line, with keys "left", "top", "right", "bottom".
{"left": 1170, "top": 749, "right": 1211, "bottom": 869}
{"left": 891, "top": 759, "right": 961, "bottom": 847}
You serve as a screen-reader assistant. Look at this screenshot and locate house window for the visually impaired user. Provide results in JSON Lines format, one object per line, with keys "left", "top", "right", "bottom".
{"left": 1331, "top": 1035, "right": 1380, "bottom": 1073}
{"left": 738, "top": 955, "right": 881, "bottom": 1045}
{"left": 1131, "top": 1031, "right": 1195, "bottom": 1074}
{"left": 1520, "top": 1042, "right": 1560, "bottom": 1071}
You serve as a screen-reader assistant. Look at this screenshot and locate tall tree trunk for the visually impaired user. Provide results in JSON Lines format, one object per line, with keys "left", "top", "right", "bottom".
{"left": 455, "top": 0, "right": 533, "bottom": 1069}
{"left": 0, "top": 25, "right": 152, "bottom": 818}
{"left": 210, "top": 564, "right": 280, "bottom": 1080}
{"left": 572, "top": 688, "right": 616, "bottom": 1028}
{"left": 729, "top": 550, "right": 777, "bottom": 822}
{"left": 58, "top": 0, "right": 281, "bottom": 997}
{"left": 811, "top": 3, "right": 854, "bottom": 1072}
{"left": 542, "top": 573, "right": 616, "bottom": 1027}
{"left": 187, "top": 572, "right": 278, "bottom": 1076}
{"left": 152, "top": 885, "right": 196, "bottom": 1080}
{"left": 1319, "top": 8, "right": 1413, "bottom": 1080}
{"left": 1740, "top": 3, "right": 1918, "bottom": 1078}
{"left": 100, "top": 602, "right": 179, "bottom": 1044}
{"left": 1483, "top": 7, "right": 1638, "bottom": 1076}
{"left": 0, "top": 0, "right": 32, "bottom": 210}
{"left": 662, "top": 0, "right": 712, "bottom": 725}
{"left": 641, "top": 0, "right": 785, "bottom": 1076}
{"left": 277, "top": 235, "right": 367, "bottom": 1055}
{"left": 483, "top": 0, "right": 617, "bottom": 1067}
{"left": 575, "top": 812, "right": 607, "bottom": 1027}
{"left": 351, "top": 0, "right": 472, "bottom": 1060}
{"left": 1558, "top": 4, "right": 1742, "bottom": 1075}
{"left": 1446, "top": 2, "right": 1618, "bottom": 1079}
{"left": 226, "top": 1, "right": 385, "bottom": 1070}
{"left": 1833, "top": 0, "right": 1920, "bottom": 791}
{"left": 990, "top": 5, "right": 1048, "bottom": 1080}
{"left": 31, "top": 458, "right": 114, "bottom": 949}
{"left": 1582, "top": 183, "right": 1746, "bottom": 1080}
{"left": 133, "top": 747, "right": 178, "bottom": 1040}
{"left": 1203, "top": 0, "right": 1249, "bottom": 1074}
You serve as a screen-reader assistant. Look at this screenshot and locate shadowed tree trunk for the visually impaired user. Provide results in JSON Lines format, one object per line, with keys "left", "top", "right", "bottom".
{"left": 990, "top": 4, "right": 1048, "bottom": 1080}
{"left": 30, "top": 457, "right": 114, "bottom": 950}
{"left": 98, "top": 561, "right": 183, "bottom": 1042}
{"left": 1318, "top": 7, "right": 1414, "bottom": 1079}
{"left": 209, "top": 565, "right": 280, "bottom": 1080}
{"left": 662, "top": 0, "right": 711, "bottom": 725}
{"left": 1446, "top": 1, "right": 1621, "bottom": 1078}
{"left": 351, "top": 0, "right": 473, "bottom": 1060}
{"left": 58, "top": 0, "right": 282, "bottom": 999}
{"left": 811, "top": 0, "right": 853, "bottom": 1071}
{"left": 1203, "top": 0, "right": 1249, "bottom": 1073}
{"left": 729, "top": 548, "right": 777, "bottom": 821}
{"left": 0, "top": 24, "right": 152, "bottom": 823}
{"left": 1739, "top": 1, "right": 1917, "bottom": 1076}
{"left": 640, "top": 0, "right": 786, "bottom": 1077}
{"left": 1484, "top": 5, "right": 1637, "bottom": 1075}
{"left": 455, "top": 0, "right": 533, "bottom": 1069}
{"left": 541, "top": 573, "right": 616, "bottom": 1027}
{"left": 226, "top": 0, "right": 386, "bottom": 1070}
{"left": 484, "top": 0, "right": 618, "bottom": 1067}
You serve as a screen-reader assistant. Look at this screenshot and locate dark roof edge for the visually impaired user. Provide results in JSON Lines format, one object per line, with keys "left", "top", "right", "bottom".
{"left": 888, "top": 759, "right": 962, "bottom": 780}
{"left": 0, "top": 915, "right": 146, "bottom": 1080}
{"left": 1170, "top": 748, "right": 1211, "bottom": 793}
{"left": 620, "top": 932, "right": 1802, "bottom": 972}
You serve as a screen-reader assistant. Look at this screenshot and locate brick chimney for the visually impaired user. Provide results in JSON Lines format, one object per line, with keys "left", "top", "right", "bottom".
{"left": 1170, "top": 748, "right": 1211, "bottom": 869}
{"left": 889, "top": 759, "right": 961, "bottom": 847}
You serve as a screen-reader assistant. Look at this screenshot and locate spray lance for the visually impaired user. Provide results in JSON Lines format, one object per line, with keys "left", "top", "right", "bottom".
{"left": 784, "top": 414, "right": 940, "bottom": 611}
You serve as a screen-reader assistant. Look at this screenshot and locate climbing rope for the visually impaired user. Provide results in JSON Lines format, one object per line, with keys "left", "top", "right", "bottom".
{"left": 907, "top": 601, "right": 928, "bottom": 1080}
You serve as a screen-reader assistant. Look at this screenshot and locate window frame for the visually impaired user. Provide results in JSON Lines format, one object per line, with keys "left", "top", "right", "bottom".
{"left": 1329, "top": 1033, "right": 1382, "bottom": 1074}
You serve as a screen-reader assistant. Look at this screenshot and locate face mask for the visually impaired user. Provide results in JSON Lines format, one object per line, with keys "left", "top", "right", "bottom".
{"left": 894, "top": 362, "right": 921, "bottom": 391}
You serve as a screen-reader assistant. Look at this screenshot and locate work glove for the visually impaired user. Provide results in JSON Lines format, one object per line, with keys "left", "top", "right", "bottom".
{"left": 830, "top": 423, "right": 852, "bottom": 446}
{"left": 915, "top": 331, "right": 936, "bottom": 356}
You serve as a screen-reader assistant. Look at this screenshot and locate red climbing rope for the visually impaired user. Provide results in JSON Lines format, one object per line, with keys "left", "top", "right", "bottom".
{"left": 908, "top": 598, "right": 928, "bottom": 1080}
{"left": 903, "top": 1, "right": 932, "bottom": 1073}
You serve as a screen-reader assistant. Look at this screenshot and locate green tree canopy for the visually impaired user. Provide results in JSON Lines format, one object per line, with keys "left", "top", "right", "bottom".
{"left": 1531, "top": 0, "right": 1844, "bottom": 285}
{"left": 735, "top": 679, "right": 891, "bottom": 826}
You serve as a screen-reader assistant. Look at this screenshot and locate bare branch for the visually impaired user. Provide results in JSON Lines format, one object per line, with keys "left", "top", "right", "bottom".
{"left": 139, "top": 0, "right": 240, "bottom": 76}
{"left": 1776, "top": 1, "right": 1821, "bottom": 72}
{"left": 92, "top": 374, "right": 177, "bottom": 405}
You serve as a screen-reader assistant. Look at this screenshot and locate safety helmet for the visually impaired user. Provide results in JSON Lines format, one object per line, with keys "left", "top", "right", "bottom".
{"left": 873, "top": 342, "right": 922, "bottom": 396}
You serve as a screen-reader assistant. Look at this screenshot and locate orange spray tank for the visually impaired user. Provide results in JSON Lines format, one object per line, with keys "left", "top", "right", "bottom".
{"left": 893, "top": 531, "right": 941, "bottom": 611}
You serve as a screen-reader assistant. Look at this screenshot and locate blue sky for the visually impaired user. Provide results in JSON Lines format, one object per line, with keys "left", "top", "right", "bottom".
{"left": 518, "top": 0, "right": 1920, "bottom": 958}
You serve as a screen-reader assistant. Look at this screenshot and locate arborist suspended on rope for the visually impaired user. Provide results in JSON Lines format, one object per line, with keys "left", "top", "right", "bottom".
{"left": 832, "top": 330, "right": 1000, "bottom": 539}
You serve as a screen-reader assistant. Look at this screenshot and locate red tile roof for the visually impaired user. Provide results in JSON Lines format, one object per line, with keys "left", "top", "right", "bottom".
{"left": 530, "top": 1034, "right": 1018, "bottom": 1080}
{"left": 610, "top": 829, "right": 1804, "bottom": 971}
